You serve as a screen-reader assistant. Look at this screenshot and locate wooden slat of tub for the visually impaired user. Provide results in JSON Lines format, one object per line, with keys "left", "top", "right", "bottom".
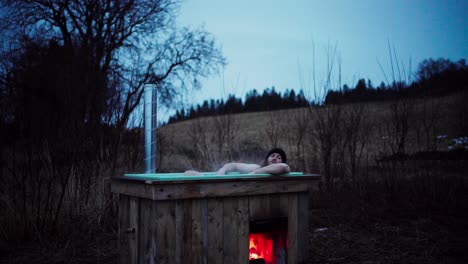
{"left": 191, "top": 199, "right": 208, "bottom": 264}
{"left": 137, "top": 198, "right": 146, "bottom": 264}
{"left": 250, "top": 194, "right": 283, "bottom": 221}
{"left": 129, "top": 196, "right": 139, "bottom": 264}
{"left": 279, "top": 193, "right": 290, "bottom": 217}
{"left": 297, "top": 192, "right": 309, "bottom": 263}
{"left": 156, "top": 200, "right": 176, "bottom": 264}
{"left": 269, "top": 194, "right": 281, "bottom": 218}
{"left": 287, "top": 194, "right": 298, "bottom": 264}
{"left": 118, "top": 195, "right": 130, "bottom": 264}
{"left": 261, "top": 194, "right": 271, "bottom": 218}
{"left": 223, "top": 197, "right": 239, "bottom": 264}
{"left": 175, "top": 200, "right": 192, "bottom": 264}
{"left": 138, "top": 199, "right": 156, "bottom": 264}
{"left": 237, "top": 197, "right": 249, "bottom": 264}
{"left": 278, "top": 193, "right": 292, "bottom": 262}
{"left": 248, "top": 195, "right": 261, "bottom": 221}
{"left": 111, "top": 177, "right": 318, "bottom": 201}
{"left": 207, "top": 198, "right": 223, "bottom": 263}
{"left": 250, "top": 194, "right": 272, "bottom": 221}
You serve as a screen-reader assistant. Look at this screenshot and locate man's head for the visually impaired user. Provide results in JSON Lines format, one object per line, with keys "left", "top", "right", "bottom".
{"left": 265, "top": 148, "right": 287, "bottom": 165}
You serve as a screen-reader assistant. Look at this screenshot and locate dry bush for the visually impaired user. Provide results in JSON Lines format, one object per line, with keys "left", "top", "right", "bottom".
{"left": 188, "top": 117, "right": 215, "bottom": 170}
{"left": 212, "top": 113, "right": 242, "bottom": 161}
{"left": 287, "top": 109, "right": 310, "bottom": 172}
{"left": 342, "top": 103, "right": 372, "bottom": 182}
{"left": 0, "top": 124, "right": 146, "bottom": 262}
{"left": 264, "top": 110, "right": 288, "bottom": 148}
{"left": 308, "top": 104, "right": 344, "bottom": 190}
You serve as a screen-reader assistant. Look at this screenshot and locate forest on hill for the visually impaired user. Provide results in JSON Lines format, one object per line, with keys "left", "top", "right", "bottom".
{"left": 167, "top": 58, "right": 467, "bottom": 124}
{"left": 168, "top": 88, "right": 310, "bottom": 123}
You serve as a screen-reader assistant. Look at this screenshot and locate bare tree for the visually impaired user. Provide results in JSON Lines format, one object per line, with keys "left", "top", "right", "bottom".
{"left": 305, "top": 42, "right": 344, "bottom": 191}
{"left": 188, "top": 117, "right": 214, "bottom": 171}
{"left": 0, "top": 0, "right": 225, "bottom": 128}
{"left": 420, "top": 96, "right": 443, "bottom": 151}
{"left": 374, "top": 84, "right": 415, "bottom": 159}
{"left": 264, "top": 110, "right": 287, "bottom": 148}
{"left": 376, "top": 42, "right": 414, "bottom": 157}
{"left": 308, "top": 104, "right": 343, "bottom": 190}
{"left": 287, "top": 109, "right": 309, "bottom": 172}
{"left": 213, "top": 115, "right": 226, "bottom": 159}
{"left": 454, "top": 90, "right": 468, "bottom": 137}
{"left": 212, "top": 113, "right": 241, "bottom": 161}
{"left": 343, "top": 103, "right": 372, "bottom": 182}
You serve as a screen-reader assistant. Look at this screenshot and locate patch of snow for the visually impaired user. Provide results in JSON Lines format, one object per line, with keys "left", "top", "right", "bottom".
{"left": 314, "top": 227, "right": 329, "bottom": 233}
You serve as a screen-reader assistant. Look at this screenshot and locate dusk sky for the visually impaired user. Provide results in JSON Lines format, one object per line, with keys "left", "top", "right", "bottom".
{"left": 172, "top": 0, "right": 467, "bottom": 113}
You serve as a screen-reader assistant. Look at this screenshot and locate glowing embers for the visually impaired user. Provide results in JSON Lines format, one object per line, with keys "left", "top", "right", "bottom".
{"left": 249, "top": 218, "right": 288, "bottom": 264}
{"left": 249, "top": 233, "right": 273, "bottom": 261}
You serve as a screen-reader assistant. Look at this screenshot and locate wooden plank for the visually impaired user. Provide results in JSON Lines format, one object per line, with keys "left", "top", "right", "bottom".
{"left": 138, "top": 199, "right": 157, "bottom": 264}
{"left": 118, "top": 194, "right": 130, "bottom": 264}
{"left": 287, "top": 194, "right": 298, "bottom": 264}
{"left": 261, "top": 194, "right": 271, "bottom": 218}
{"left": 156, "top": 200, "right": 176, "bottom": 264}
{"left": 191, "top": 199, "right": 208, "bottom": 264}
{"left": 167, "top": 201, "right": 177, "bottom": 264}
{"left": 223, "top": 197, "right": 238, "bottom": 264}
{"left": 248, "top": 195, "right": 259, "bottom": 222}
{"left": 269, "top": 194, "right": 281, "bottom": 218}
{"left": 201, "top": 199, "right": 209, "bottom": 264}
{"left": 249, "top": 194, "right": 272, "bottom": 221}
{"left": 175, "top": 200, "right": 192, "bottom": 264}
{"left": 278, "top": 193, "right": 290, "bottom": 219}
{"left": 276, "top": 193, "right": 290, "bottom": 264}
{"left": 111, "top": 178, "right": 318, "bottom": 201}
{"left": 248, "top": 195, "right": 262, "bottom": 221}
{"left": 129, "top": 196, "right": 139, "bottom": 264}
{"left": 297, "top": 192, "right": 309, "bottom": 263}
{"left": 207, "top": 198, "right": 223, "bottom": 263}
{"left": 237, "top": 197, "right": 249, "bottom": 264}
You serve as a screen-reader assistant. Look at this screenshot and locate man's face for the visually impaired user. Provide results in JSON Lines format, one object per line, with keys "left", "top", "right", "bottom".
{"left": 267, "top": 153, "right": 283, "bottom": 165}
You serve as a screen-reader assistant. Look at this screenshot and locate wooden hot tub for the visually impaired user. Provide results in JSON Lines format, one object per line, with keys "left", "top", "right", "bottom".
{"left": 111, "top": 172, "right": 320, "bottom": 264}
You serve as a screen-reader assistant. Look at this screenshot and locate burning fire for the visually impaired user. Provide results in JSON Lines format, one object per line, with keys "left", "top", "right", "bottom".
{"left": 249, "top": 233, "right": 273, "bottom": 263}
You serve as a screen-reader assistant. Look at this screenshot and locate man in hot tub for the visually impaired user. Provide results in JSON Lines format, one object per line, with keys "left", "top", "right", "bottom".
{"left": 184, "top": 148, "right": 290, "bottom": 176}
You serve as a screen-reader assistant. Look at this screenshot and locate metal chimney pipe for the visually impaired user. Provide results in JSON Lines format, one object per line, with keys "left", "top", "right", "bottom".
{"left": 144, "top": 83, "right": 157, "bottom": 173}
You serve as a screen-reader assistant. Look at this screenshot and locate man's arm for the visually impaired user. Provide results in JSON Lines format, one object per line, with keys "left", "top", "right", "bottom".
{"left": 216, "top": 163, "right": 261, "bottom": 175}
{"left": 184, "top": 170, "right": 202, "bottom": 176}
{"left": 250, "top": 163, "right": 290, "bottom": 175}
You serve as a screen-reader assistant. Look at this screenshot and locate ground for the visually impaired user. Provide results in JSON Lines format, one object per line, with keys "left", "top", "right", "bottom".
{"left": 2, "top": 207, "right": 466, "bottom": 264}
{"left": 308, "top": 208, "right": 468, "bottom": 264}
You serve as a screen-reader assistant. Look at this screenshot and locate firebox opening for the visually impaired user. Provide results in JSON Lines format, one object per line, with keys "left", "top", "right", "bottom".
{"left": 249, "top": 217, "right": 288, "bottom": 264}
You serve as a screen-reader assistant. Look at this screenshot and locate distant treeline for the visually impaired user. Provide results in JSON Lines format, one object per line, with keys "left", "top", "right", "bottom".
{"left": 325, "top": 58, "right": 467, "bottom": 104}
{"left": 168, "top": 58, "right": 467, "bottom": 123}
{"left": 168, "top": 88, "right": 310, "bottom": 123}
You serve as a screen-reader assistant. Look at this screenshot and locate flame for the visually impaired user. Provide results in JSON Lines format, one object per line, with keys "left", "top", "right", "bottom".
{"left": 249, "top": 233, "right": 273, "bottom": 263}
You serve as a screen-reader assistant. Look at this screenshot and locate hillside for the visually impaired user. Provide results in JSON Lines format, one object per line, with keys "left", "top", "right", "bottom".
{"left": 156, "top": 91, "right": 466, "bottom": 173}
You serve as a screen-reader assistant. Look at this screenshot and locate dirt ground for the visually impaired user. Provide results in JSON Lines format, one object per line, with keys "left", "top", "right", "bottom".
{"left": 1, "top": 207, "right": 466, "bottom": 264}
{"left": 308, "top": 208, "right": 468, "bottom": 264}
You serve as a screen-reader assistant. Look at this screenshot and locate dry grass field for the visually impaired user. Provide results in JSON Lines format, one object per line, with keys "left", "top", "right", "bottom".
{"left": 156, "top": 92, "right": 465, "bottom": 173}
